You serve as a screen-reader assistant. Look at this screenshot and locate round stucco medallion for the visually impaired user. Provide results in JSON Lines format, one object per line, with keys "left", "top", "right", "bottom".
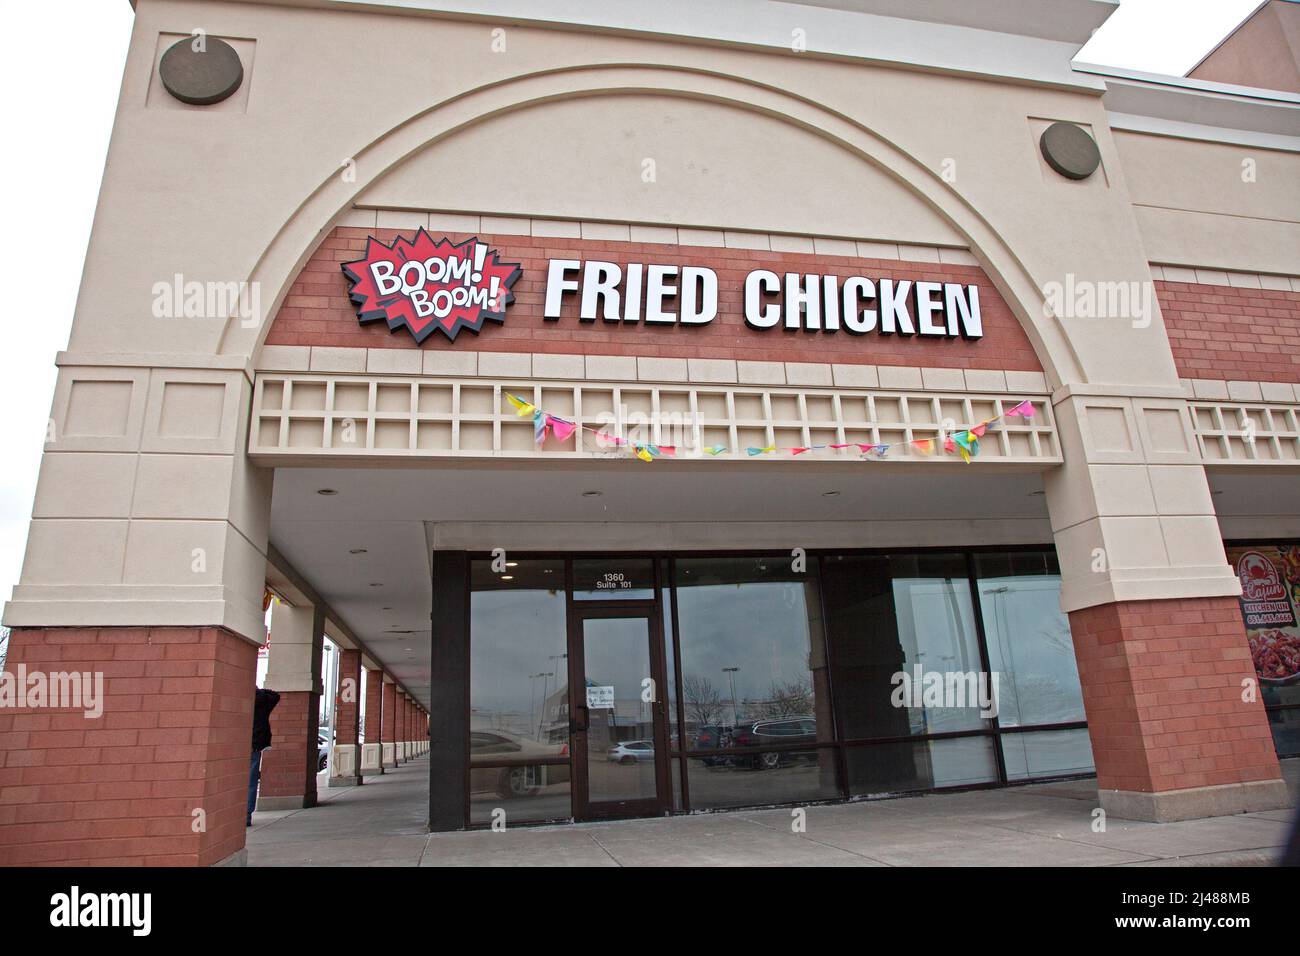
{"left": 159, "top": 36, "right": 244, "bottom": 106}
{"left": 1039, "top": 122, "right": 1101, "bottom": 180}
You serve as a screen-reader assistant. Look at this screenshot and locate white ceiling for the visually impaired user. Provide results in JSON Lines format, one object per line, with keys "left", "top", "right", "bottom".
{"left": 269, "top": 460, "right": 1053, "bottom": 704}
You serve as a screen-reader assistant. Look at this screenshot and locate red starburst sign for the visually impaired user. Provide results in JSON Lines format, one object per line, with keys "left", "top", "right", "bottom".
{"left": 341, "top": 230, "right": 521, "bottom": 343}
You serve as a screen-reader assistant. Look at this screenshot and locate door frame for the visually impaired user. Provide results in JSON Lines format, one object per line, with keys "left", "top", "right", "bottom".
{"left": 566, "top": 602, "right": 672, "bottom": 821}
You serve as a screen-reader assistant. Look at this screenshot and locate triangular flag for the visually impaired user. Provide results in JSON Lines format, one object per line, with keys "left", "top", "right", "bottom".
{"left": 957, "top": 444, "right": 971, "bottom": 463}
{"left": 634, "top": 444, "right": 654, "bottom": 463}
{"left": 944, "top": 435, "right": 956, "bottom": 454}
{"left": 1005, "top": 400, "right": 1034, "bottom": 419}
{"left": 547, "top": 416, "right": 577, "bottom": 442}
{"left": 791, "top": 447, "right": 812, "bottom": 456}
{"left": 971, "top": 422, "right": 988, "bottom": 438}
{"left": 704, "top": 445, "right": 728, "bottom": 456}
{"left": 875, "top": 444, "right": 891, "bottom": 457}
{"left": 911, "top": 439, "right": 934, "bottom": 455}
{"left": 658, "top": 446, "right": 676, "bottom": 458}
{"left": 506, "top": 392, "right": 536, "bottom": 417}
{"left": 746, "top": 446, "right": 776, "bottom": 456}
{"left": 533, "top": 409, "right": 549, "bottom": 445}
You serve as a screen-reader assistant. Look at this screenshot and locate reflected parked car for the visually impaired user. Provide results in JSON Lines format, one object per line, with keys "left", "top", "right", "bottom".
{"left": 469, "top": 729, "right": 570, "bottom": 799}
{"left": 692, "top": 725, "right": 731, "bottom": 765}
{"left": 607, "top": 740, "right": 654, "bottom": 764}
{"left": 727, "top": 717, "right": 818, "bottom": 770}
{"left": 317, "top": 733, "right": 329, "bottom": 772}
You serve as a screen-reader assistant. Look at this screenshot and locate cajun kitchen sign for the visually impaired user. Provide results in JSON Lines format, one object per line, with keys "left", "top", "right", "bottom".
{"left": 343, "top": 229, "right": 984, "bottom": 344}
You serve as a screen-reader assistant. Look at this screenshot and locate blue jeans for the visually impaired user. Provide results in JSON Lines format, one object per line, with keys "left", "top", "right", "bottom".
{"left": 247, "top": 750, "right": 263, "bottom": 824}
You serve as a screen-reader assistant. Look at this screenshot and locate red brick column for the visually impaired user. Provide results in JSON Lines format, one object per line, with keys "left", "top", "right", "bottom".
{"left": 1067, "top": 596, "right": 1287, "bottom": 821}
{"left": 398, "top": 692, "right": 408, "bottom": 761}
{"left": 364, "top": 667, "right": 384, "bottom": 775}
{"left": 330, "top": 649, "right": 362, "bottom": 787}
{"left": 382, "top": 681, "right": 397, "bottom": 768}
{"left": 257, "top": 690, "right": 319, "bottom": 809}
{"left": 0, "top": 626, "right": 256, "bottom": 867}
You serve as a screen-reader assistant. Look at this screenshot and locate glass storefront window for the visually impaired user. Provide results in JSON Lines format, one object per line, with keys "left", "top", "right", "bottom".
{"left": 674, "top": 556, "right": 839, "bottom": 807}
{"left": 975, "top": 552, "right": 1086, "bottom": 728}
{"left": 1001, "top": 729, "right": 1095, "bottom": 781}
{"left": 845, "top": 736, "right": 998, "bottom": 795}
{"left": 684, "top": 750, "right": 842, "bottom": 810}
{"left": 465, "top": 547, "right": 1096, "bottom": 825}
{"left": 823, "top": 554, "right": 989, "bottom": 742}
{"left": 469, "top": 559, "right": 571, "bottom": 824}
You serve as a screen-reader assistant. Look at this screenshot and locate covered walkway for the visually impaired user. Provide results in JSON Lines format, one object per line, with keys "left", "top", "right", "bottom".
{"left": 246, "top": 757, "right": 1298, "bottom": 867}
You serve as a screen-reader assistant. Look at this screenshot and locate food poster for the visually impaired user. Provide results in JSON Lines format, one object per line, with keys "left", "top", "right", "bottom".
{"left": 1228, "top": 545, "right": 1300, "bottom": 699}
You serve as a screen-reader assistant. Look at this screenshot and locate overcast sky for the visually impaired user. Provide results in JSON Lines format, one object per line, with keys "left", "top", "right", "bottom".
{"left": 0, "top": 0, "right": 1265, "bottom": 606}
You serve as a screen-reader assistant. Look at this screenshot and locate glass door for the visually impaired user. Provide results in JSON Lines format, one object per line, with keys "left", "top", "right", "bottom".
{"left": 568, "top": 607, "right": 670, "bottom": 820}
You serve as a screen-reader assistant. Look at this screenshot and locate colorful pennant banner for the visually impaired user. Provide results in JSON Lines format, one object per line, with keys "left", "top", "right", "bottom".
{"left": 503, "top": 393, "right": 1035, "bottom": 463}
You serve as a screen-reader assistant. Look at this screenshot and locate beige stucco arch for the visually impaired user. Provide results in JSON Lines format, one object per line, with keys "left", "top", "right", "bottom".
{"left": 223, "top": 64, "right": 1084, "bottom": 386}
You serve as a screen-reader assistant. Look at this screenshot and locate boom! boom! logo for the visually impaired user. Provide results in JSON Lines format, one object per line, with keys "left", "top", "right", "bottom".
{"left": 342, "top": 230, "right": 521, "bottom": 343}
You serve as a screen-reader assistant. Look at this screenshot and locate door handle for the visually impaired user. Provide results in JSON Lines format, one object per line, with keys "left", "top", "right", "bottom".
{"left": 570, "top": 705, "right": 589, "bottom": 733}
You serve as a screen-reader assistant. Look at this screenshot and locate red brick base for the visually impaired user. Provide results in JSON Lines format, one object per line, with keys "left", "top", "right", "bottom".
{"left": 0, "top": 626, "right": 256, "bottom": 866}
{"left": 1067, "top": 597, "right": 1283, "bottom": 795}
{"left": 257, "top": 690, "right": 319, "bottom": 808}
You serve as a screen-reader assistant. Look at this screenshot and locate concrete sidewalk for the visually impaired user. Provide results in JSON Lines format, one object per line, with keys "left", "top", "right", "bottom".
{"left": 246, "top": 756, "right": 1299, "bottom": 867}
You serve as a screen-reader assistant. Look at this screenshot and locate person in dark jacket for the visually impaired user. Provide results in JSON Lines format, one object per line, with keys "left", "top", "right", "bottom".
{"left": 248, "top": 687, "right": 281, "bottom": 826}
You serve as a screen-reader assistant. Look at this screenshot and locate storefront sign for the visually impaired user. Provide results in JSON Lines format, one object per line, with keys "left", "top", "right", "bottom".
{"left": 342, "top": 233, "right": 984, "bottom": 343}
{"left": 342, "top": 230, "right": 521, "bottom": 343}
{"left": 544, "top": 259, "right": 984, "bottom": 338}
{"left": 1236, "top": 550, "right": 1297, "bottom": 629}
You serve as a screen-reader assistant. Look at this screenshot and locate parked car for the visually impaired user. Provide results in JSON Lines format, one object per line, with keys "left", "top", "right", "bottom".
{"left": 317, "top": 734, "right": 329, "bottom": 772}
{"left": 469, "top": 729, "right": 570, "bottom": 799}
{"left": 727, "top": 717, "right": 818, "bottom": 769}
{"left": 607, "top": 740, "right": 654, "bottom": 764}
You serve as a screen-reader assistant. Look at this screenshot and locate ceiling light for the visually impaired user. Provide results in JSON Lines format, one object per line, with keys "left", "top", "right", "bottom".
{"left": 1028, "top": 490, "right": 1046, "bottom": 497}
{"left": 368, "top": 583, "right": 383, "bottom": 588}
{"left": 822, "top": 491, "right": 841, "bottom": 497}
{"left": 581, "top": 490, "right": 603, "bottom": 498}
{"left": 316, "top": 488, "right": 339, "bottom": 496}
{"left": 349, "top": 548, "right": 367, "bottom": 554}
{"left": 501, "top": 575, "right": 514, "bottom": 581}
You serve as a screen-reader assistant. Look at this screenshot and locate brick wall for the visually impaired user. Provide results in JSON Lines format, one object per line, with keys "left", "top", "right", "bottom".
{"left": 382, "top": 682, "right": 397, "bottom": 752}
{"left": 266, "top": 227, "right": 1042, "bottom": 372}
{"left": 364, "top": 668, "right": 383, "bottom": 744}
{"left": 257, "top": 690, "right": 319, "bottom": 806}
{"left": 335, "top": 649, "right": 361, "bottom": 746}
{"left": 0, "top": 626, "right": 256, "bottom": 867}
{"left": 1158, "top": 279, "right": 1300, "bottom": 384}
{"left": 1067, "top": 597, "right": 1281, "bottom": 795}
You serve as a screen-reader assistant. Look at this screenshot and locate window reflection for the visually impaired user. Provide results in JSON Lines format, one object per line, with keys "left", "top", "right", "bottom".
{"left": 1001, "top": 729, "right": 1094, "bottom": 781}
{"left": 845, "top": 737, "right": 998, "bottom": 795}
{"left": 675, "top": 556, "right": 839, "bottom": 807}
{"left": 675, "top": 557, "right": 833, "bottom": 748}
{"left": 823, "top": 554, "right": 989, "bottom": 741}
{"left": 976, "top": 552, "right": 1085, "bottom": 727}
